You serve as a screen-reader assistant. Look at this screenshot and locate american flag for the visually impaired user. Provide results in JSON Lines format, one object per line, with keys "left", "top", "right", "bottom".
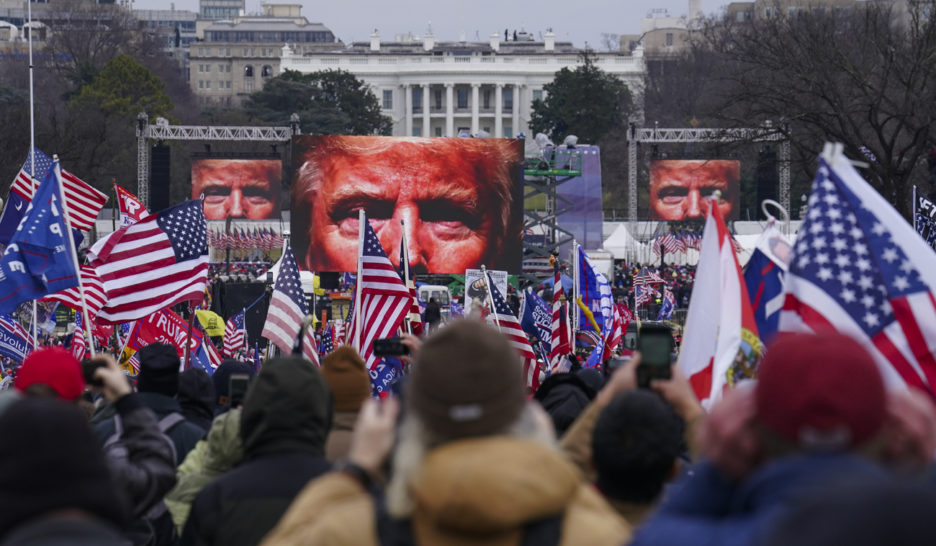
{"left": 486, "top": 271, "right": 541, "bottom": 390}
{"left": 780, "top": 152, "right": 936, "bottom": 395}
{"left": 90, "top": 200, "right": 208, "bottom": 324}
{"left": 634, "top": 267, "right": 666, "bottom": 286}
{"left": 260, "top": 242, "right": 319, "bottom": 365}
{"left": 548, "top": 257, "right": 571, "bottom": 373}
{"left": 601, "top": 303, "right": 629, "bottom": 361}
{"left": 12, "top": 148, "right": 108, "bottom": 231}
{"left": 72, "top": 312, "right": 87, "bottom": 362}
{"left": 223, "top": 310, "right": 246, "bottom": 358}
{"left": 399, "top": 236, "right": 424, "bottom": 335}
{"left": 347, "top": 216, "right": 411, "bottom": 371}
{"left": 42, "top": 265, "right": 107, "bottom": 319}
{"left": 319, "top": 325, "right": 334, "bottom": 355}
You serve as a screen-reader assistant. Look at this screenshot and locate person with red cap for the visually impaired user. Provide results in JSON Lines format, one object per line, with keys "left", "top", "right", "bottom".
{"left": 630, "top": 331, "right": 936, "bottom": 546}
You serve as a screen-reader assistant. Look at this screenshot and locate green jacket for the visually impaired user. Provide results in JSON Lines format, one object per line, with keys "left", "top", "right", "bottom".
{"left": 165, "top": 408, "right": 243, "bottom": 532}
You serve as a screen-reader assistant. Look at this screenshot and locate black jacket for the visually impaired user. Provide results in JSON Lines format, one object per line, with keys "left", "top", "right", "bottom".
{"left": 97, "top": 392, "right": 207, "bottom": 466}
{"left": 181, "top": 356, "right": 333, "bottom": 546}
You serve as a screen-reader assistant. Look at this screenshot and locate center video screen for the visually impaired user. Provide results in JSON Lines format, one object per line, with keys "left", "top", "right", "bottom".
{"left": 291, "top": 135, "right": 525, "bottom": 275}
{"left": 191, "top": 158, "right": 282, "bottom": 220}
{"left": 649, "top": 159, "right": 741, "bottom": 221}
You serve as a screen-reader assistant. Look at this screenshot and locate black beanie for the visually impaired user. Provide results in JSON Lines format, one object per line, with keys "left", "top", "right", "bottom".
{"left": 137, "top": 343, "right": 181, "bottom": 396}
{"left": 0, "top": 398, "right": 127, "bottom": 540}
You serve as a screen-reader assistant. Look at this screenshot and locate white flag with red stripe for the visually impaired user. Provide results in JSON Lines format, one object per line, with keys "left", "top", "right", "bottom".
{"left": 780, "top": 145, "right": 936, "bottom": 397}
{"left": 679, "top": 202, "right": 764, "bottom": 408}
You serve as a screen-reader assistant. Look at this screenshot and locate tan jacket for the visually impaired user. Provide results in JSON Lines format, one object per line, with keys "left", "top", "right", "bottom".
{"left": 262, "top": 436, "right": 631, "bottom": 546}
{"left": 325, "top": 410, "right": 357, "bottom": 463}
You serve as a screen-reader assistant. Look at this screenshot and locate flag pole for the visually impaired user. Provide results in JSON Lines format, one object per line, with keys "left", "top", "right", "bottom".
{"left": 353, "top": 209, "right": 365, "bottom": 352}
{"left": 481, "top": 265, "right": 501, "bottom": 331}
{"left": 401, "top": 218, "right": 412, "bottom": 335}
{"left": 571, "top": 239, "right": 579, "bottom": 332}
{"left": 52, "top": 158, "right": 95, "bottom": 357}
{"left": 27, "top": 0, "right": 38, "bottom": 349}
{"left": 913, "top": 185, "right": 918, "bottom": 233}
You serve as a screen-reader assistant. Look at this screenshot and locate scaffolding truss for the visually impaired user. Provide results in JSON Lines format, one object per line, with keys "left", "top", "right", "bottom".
{"left": 626, "top": 124, "right": 791, "bottom": 233}
{"left": 135, "top": 112, "right": 300, "bottom": 208}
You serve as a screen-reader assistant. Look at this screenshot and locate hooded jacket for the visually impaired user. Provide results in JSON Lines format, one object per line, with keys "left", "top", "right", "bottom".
{"left": 180, "top": 357, "right": 333, "bottom": 546}
{"left": 261, "top": 437, "right": 631, "bottom": 546}
{"left": 165, "top": 409, "right": 243, "bottom": 533}
{"left": 177, "top": 368, "right": 216, "bottom": 433}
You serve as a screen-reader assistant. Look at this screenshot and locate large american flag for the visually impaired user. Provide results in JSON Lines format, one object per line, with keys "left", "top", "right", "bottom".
{"left": 548, "top": 258, "right": 571, "bottom": 373}
{"left": 90, "top": 200, "right": 208, "bottom": 324}
{"left": 780, "top": 152, "right": 936, "bottom": 395}
{"left": 223, "top": 310, "right": 246, "bottom": 358}
{"left": 347, "top": 216, "right": 411, "bottom": 371}
{"left": 260, "top": 242, "right": 319, "bottom": 365}
{"left": 486, "top": 271, "right": 541, "bottom": 390}
{"left": 12, "top": 148, "right": 108, "bottom": 231}
{"left": 42, "top": 265, "right": 107, "bottom": 319}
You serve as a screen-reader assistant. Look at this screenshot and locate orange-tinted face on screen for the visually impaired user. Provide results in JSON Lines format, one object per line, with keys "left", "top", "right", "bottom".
{"left": 191, "top": 159, "right": 281, "bottom": 220}
{"left": 649, "top": 160, "right": 740, "bottom": 221}
{"left": 291, "top": 136, "right": 524, "bottom": 274}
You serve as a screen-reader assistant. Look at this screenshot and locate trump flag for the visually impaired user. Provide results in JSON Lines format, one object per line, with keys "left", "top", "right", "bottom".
{"left": 780, "top": 144, "right": 936, "bottom": 395}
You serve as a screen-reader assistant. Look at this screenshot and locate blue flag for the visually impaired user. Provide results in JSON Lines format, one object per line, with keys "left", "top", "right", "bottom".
{"left": 370, "top": 356, "right": 402, "bottom": 397}
{"left": 0, "top": 315, "right": 30, "bottom": 361}
{"left": 520, "top": 288, "right": 552, "bottom": 354}
{"left": 0, "top": 163, "right": 78, "bottom": 313}
{"left": 577, "top": 247, "right": 613, "bottom": 368}
{"left": 743, "top": 224, "right": 789, "bottom": 344}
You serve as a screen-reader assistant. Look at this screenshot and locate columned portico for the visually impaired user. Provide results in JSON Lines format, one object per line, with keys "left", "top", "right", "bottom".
{"left": 471, "top": 83, "right": 480, "bottom": 135}
{"left": 495, "top": 84, "right": 504, "bottom": 137}
{"left": 444, "top": 83, "right": 454, "bottom": 137}
{"left": 422, "top": 83, "right": 431, "bottom": 137}
{"left": 404, "top": 84, "right": 412, "bottom": 136}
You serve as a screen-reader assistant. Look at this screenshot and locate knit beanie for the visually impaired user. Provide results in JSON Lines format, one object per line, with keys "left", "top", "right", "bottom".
{"left": 409, "top": 320, "right": 525, "bottom": 441}
{"left": 0, "top": 398, "right": 127, "bottom": 540}
{"left": 137, "top": 343, "right": 181, "bottom": 397}
{"left": 756, "top": 331, "right": 886, "bottom": 451}
{"left": 15, "top": 347, "right": 85, "bottom": 401}
{"left": 321, "top": 346, "right": 370, "bottom": 412}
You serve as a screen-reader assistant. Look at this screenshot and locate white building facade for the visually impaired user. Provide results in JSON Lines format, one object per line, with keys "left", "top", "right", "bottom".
{"left": 280, "top": 32, "right": 645, "bottom": 138}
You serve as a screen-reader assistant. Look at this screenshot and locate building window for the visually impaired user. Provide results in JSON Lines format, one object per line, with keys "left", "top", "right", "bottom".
{"left": 198, "top": 80, "right": 204, "bottom": 89}
{"left": 413, "top": 127, "right": 422, "bottom": 137}
{"left": 483, "top": 89, "right": 491, "bottom": 109}
{"left": 504, "top": 88, "right": 513, "bottom": 111}
{"left": 244, "top": 65, "right": 254, "bottom": 77}
{"left": 532, "top": 89, "right": 543, "bottom": 102}
{"left": 504, "top": 126, "right": 512, "bottom": 138}
{"left": 434, "top": 88, "right": 442, "bottom": 109}
{"left": 205, "top": 81, "right": 211, "bottom": 89}
{"left": 218, "top": 63, "right": 224, "bottom": 72}
{"left": 665, "top": 33, "right": 674, "bottom": 47}
{"left": 383, "top": 89, "right": 393, "bottom": 109}
{"left": 413, "top": 88, "right": 422, "bottom": 111}
{"left": 434, "top": 126, "right": 442, "bottom": 137}
{"left": 457, "top": 88, "right": 468, "bottom": 109}
{"left": 261, "top": 65, "right": 273, "bottom": 78}
{"left": 245, "top": 80, "right": 254, "bottom": 92}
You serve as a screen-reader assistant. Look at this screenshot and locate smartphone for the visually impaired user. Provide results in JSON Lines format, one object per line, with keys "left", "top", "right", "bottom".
{"left": 82, "top": 358, "right": 108, "bottom": 387}
{"left": 636, "top": 324, "right": 675, "bottom": 388}
{"left": 373, "top": 338, "right": 409, "bottom": 357}
{"left": 228, "top": 374, "right": 250, "bottom": 408}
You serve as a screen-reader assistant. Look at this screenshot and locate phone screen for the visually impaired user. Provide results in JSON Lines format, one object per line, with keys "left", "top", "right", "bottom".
{"left": 229, "top": 374, "right": 250, "bottom": 408}
{"left": 639, "top": 332, "right": 674, "bottom": 367}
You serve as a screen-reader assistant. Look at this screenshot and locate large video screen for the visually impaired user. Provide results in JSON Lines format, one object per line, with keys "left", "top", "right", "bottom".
{"left": 191, "top": 159, "right": 282, "bottom": 220}
{"left": 291, "top": 135, "right": 525, "bottom": 274}
{"left": 649, "top": 159, "right": 740, "bottom": 221}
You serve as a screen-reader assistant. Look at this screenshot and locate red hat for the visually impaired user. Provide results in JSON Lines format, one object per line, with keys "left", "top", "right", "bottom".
{"left": 15, "top": 347, "right": 85, "bottom": 401}
{"left": 755, "top": 331, "right": 885, "bottom": 451}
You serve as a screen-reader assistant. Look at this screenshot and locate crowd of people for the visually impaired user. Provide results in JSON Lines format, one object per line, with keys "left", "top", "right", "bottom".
{"left": 1, "top": 315, "right": 936, "bottom": 545}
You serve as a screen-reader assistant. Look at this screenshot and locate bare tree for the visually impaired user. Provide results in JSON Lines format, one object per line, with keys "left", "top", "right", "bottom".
{"left": 600, "top": 33, "right": 621, "bottom": 52}
{"left": 695, "top": 2, "right": 936, "bottom": 215}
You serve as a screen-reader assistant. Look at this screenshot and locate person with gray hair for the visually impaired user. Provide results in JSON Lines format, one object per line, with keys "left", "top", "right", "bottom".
{"left": 290, "top": 135, "right": 523, "bottom": 274}
{"left": 261, "top": 320, "right": 631, "bottom": 546}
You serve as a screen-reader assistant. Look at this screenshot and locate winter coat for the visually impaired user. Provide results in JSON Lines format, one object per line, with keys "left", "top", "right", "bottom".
{"left": 165, "top": 409, "right": 243, "bottom": 533}
{"left": 0, "top": 516, "right": 130, "bottom": 546}
{"left": 96, "top": 392, "right": 207, "bottom": 465}
{"left": 631, "top": 454, "right": 888, "bottom": 546}
{"left": 534, "top": 373, "right": 597, "bottom": 437}
{"left": 180, "top": 357, "right": 333, "bottom": 546}
{"left": 261, "top": 436, "right": 631, "bottom": 546}
{"left": 325, "top": 410, "right": 357, "bottom": 462}
{"left": 177, "top": 368, "right": 216, "bottom": 433}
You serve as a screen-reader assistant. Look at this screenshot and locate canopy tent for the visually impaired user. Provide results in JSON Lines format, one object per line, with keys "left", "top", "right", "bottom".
{"left": 602, "top": 224, "right": 644, "bottom": 260}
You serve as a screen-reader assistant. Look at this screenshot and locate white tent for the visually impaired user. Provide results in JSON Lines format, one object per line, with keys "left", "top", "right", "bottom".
{"left": 269, "top": 254, "right": 318, "bottom": 293}
{"left": 602, "top": 223, "right": 644, "bottom": 260}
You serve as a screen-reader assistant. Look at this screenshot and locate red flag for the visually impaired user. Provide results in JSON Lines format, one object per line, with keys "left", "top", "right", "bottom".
{"left": 115, "top": 184, "right": 149, "bottom": 227}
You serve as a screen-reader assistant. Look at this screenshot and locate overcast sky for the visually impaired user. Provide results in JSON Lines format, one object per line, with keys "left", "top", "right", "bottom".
{"left": 137, "top": 0, "right": 728, "bottom": 48}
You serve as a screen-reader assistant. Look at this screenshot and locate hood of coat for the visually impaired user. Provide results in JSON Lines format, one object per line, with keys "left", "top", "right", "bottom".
{"left": 409, "top": 437, "right": 580, "bottom": 537}
{"left": 203, "top": 408, "right": 244, "bottom": 474}
{"left": 240, "top": 356, "right": 333, "bottom": 460}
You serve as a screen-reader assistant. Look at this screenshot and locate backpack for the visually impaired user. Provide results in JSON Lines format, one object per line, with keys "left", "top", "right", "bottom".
{"left": 104, "top": 412, "right": 186, "bottom": 546}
